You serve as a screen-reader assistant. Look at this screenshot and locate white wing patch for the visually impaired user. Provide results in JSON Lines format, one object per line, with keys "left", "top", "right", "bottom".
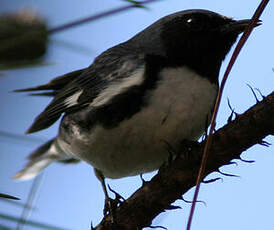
{"left": 64, "top": 90, "right": 83, "bottom": 107}
{"left": 90, "top": 67, "right": 144, "bottom": 107}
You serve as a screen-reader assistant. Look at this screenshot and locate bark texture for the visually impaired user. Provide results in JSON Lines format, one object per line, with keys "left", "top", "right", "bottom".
{"left": 95, "top": 91, "right": 274, "bottom": 230}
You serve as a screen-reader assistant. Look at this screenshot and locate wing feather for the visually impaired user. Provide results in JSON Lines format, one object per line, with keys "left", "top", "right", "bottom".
{"left": 20, "top": 49, "right": 145, "bottom": 134}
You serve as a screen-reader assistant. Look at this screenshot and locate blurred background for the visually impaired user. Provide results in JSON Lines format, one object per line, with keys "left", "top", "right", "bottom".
{"left": 0, "top": 0, "right": 273, "bottom": 229}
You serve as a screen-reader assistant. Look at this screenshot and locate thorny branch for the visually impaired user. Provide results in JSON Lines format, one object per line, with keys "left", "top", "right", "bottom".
{"left": 94, "top": 91, "right": 274, "bottom": 230}
{"left": 187, "top": 0, "right": 270, "bottom": 229}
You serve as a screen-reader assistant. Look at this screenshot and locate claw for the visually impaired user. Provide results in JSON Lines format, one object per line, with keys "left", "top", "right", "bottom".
{"left": 108, "top": 185, "right": 125, "bottom": 203}
{"left": 162, "top": 140, "right": 177, "bottom": 163}
{"left": 202, "top": 115, "right": 210, "bottom": 140}
{"left": 94, "top": 169, "right": 115, "bottom": 222}
{"left": 179, "top": 139, "right": 200, "bottom": 160}
{"left": 103, "top": 197, "right": 113, "bottom": 217}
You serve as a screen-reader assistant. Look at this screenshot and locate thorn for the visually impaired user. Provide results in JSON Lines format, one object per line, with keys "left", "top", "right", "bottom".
{"left": 246, "top": 83, "right": 259, "bottom": 103}
{"left": 239, "top": 156, "right": 255, "bottom": 163}
{"left": 226, "top": 161, "right": 238, "bottom": 166}
{"left": 227, "top": 98, "right": 237, "bottom": 122}
{"left": 181, "top": 196, "right": 207, "bottom": 207}
{"left": 254, "top": 88, "right": 265, "bottom": 99}
{"left": 140, "top": 173, "right": 147, "bottom": 186}
{"left": 227, "top": 97, "right": 233, "bottom": 111}
{"left": 258, "top": 140, "right": 271, "bottom": 147}
{"left": 217, "top": 169, "right": 240, "bottom": 178}
{"left": 227, "top": 112, "right": 234, "bottom": 123}
{"left": 203, "top": 177, "right": 223, "bottom": 184}
{"left": 148, "top": 225, "right": 167, "bottom": 230}
{"left": 90, "top": 221, "right": 95, "bottom": 230}
{"left": 181, "top": 196, "right": 192, "bottom": 204}
{"left": 165, "top": 205, "right": 181, "bottom": 210}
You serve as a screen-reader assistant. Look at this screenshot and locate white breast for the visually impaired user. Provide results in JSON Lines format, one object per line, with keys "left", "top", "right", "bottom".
{"left": 62, "top": 67, "right": 218, "bottom": 179}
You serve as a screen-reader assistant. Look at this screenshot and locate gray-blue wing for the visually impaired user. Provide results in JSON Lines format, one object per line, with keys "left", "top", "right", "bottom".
{"left": 18, "top": 49, "right": 144, "bottom": 134}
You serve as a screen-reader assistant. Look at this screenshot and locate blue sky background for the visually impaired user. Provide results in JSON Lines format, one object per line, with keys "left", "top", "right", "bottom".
{"left": 0, "top": 0, "right": 273, "bottom": 229}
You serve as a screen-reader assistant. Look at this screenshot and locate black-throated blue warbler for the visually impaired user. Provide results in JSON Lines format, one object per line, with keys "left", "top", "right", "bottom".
{"left": 14, "top": 9, "right": 258, "bottom": 201}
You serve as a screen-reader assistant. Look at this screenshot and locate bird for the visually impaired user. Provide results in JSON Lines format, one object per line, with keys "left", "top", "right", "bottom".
{"left": 14, "top": 9, "right": 258, "bottom": 204}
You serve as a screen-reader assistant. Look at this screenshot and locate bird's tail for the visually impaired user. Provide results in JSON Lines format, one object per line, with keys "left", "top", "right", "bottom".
{"left": 13, "top": 138, "right": 76, "bottom": 180}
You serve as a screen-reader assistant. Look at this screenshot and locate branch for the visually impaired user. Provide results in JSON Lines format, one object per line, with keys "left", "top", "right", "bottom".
{"left": 187, "top": 0, "right": 269, "bottom": 227}
{"left": 95, "top": 91, "right": 274, "bottom": 230}
{"left": 48, "top": 0, "right": 157, "bottom": 34}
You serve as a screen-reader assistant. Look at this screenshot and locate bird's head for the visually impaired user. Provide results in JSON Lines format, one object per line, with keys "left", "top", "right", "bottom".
{"left": 129, "top": 9, "right": 260, "bottom": 79}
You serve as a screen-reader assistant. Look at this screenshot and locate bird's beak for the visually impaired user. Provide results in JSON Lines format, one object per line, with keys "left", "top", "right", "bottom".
{"left": 222, "top": 19, "right": 262, "bottom": 34}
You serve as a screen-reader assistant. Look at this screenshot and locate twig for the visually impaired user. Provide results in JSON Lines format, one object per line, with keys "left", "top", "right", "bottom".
{"left": 186, "top": 1, "right": 270, "bottom": 229}
{"left": 94, "top": 92, "right": 274, "bottom": 229}
{"left": 16, "top": 174, "right": 43, "bottom": 230}
{"left": 0, "top": 130, "right": 43, "bottom": 144}
{"left": 48, "top": 0, "right": 158, "bottom": 34}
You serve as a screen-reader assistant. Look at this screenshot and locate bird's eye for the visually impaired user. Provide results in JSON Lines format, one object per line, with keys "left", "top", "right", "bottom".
{"left": 186, "top": 17, "right": 203, "bottom": 31}
{"left": 187, "top": 18, "right": 193, "bottom": 23}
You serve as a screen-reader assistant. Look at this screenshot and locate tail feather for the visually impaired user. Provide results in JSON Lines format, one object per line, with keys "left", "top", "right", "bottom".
{"left": 13, "top": 68, "right": 86, "bottom": 97}
{"left": 13, "top": 138, "right": 74, "bottom": 180}
{"left": 14, "top": 155, "right": 54, "bottom": 180}
{"left": 28, "top": 139, "right": 54, "bottom": 160}
{"left": 13, "top": 68, "right": 87, "bottom": 134}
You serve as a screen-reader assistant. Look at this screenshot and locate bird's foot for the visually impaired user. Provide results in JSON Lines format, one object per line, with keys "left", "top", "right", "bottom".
{"left": 162, "top": 139, "right": 200, "bottom": 166}
{"left": 103, "top": 185, "right": 125, "bottom": 220}
{"left": 178, "top": 139, "right": 200, "bottom": 160}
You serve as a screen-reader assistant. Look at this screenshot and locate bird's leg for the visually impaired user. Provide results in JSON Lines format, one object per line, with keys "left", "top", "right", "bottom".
{"left": 94, "top": 168, "right": 109, "bottom": 201}
{"left": 94, "top": 169, "right": 125, "bottom": 223}
{"left": 94, "top": 168, "right": 113, "bottom": 219}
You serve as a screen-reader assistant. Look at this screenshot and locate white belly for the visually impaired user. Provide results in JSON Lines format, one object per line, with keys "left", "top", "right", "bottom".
{"left": 60, "top": 67, "right": 218, "bottom": 178}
